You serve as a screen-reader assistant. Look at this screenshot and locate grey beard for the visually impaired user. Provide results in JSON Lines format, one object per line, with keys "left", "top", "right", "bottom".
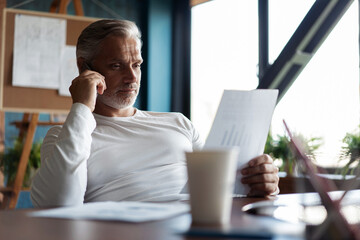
{"left": 97, "top": 91, "right": 138, "bottom": 110}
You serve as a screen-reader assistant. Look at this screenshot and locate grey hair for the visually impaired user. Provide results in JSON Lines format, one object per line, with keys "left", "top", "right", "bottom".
{"left": 76, "top": 19, "right": 142, "bottom": 62}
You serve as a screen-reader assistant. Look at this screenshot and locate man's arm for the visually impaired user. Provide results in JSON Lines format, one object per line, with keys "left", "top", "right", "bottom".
{"left": 30, "top": 103, "right": 96, "bottom": 207}
{"left": 31, "top": 67, "right": 106, "bottom": 207}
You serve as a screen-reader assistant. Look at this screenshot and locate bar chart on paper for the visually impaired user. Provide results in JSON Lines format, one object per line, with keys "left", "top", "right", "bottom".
{"left": 204, "top": 90, "right": 278, "bottom": 169}
{"left": 220, "top": 124, "right": 251, "bottom": 147}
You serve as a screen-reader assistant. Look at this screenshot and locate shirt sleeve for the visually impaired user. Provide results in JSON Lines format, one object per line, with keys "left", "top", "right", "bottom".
{"left": 192, "top": 126, "right": 204, "bottom": 151}
{"left": 30, "top": 103, "right": 96, "bottom": 207}
{"left": 185, "top": 116, "right": 204, "bottom": 151}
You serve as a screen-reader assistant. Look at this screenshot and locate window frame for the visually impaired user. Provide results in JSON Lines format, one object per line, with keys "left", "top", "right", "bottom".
{"left": 257, "top": 0, "right": 355, "bottom": 100}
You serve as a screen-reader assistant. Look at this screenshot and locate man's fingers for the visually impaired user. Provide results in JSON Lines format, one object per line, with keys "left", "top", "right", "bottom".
{"left": 238, "top": 154, "right": 280, "bottom": 197}
{"left": 241, "top": 163, "right": 278, "bottom": 175}
{"left": 241, "top": 173, "right": 279, "bottom": 185}
{"left": 96, "top": 78, "right": 107, "bottom": 94}
{"left": 248, "top": 154, "right": 273, "bottom": 167}
{"left": 69, "top": 70, "right": 106, "bottom": 111}
{"left": 81, "top": 69, "right": 103, "bottom": 78}
{"left": 78, "top": 70, "right": 105, "bottom": 83}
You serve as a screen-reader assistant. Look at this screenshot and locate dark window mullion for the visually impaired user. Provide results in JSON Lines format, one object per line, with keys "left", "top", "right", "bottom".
{"left": 258, "top": 0, "right": 354, "bottom": 101}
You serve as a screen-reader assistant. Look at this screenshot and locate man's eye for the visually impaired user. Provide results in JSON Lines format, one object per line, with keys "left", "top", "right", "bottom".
{"left": 112, "top": 64, "right": 121, "bottom": 69}
{"left": 134, "top": 62, "right": 142, "bottom": 68}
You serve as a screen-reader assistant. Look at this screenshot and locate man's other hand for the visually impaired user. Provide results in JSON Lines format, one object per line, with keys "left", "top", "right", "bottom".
{"left": 240, "top": 154, "right": 279, "bottom": 197}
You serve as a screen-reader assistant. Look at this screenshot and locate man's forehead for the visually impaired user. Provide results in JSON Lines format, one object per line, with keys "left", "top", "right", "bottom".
{"left": 98, "top": 35, "right": 142, "bottom": 59}
{"left": 109, "top": 54, "right": 143, "bottom": 62}
{"left": 116, "top": 43, "right": 142, "bottom": 60}
{"left": 121, "top": 42, "right": 141, "bottom": 52}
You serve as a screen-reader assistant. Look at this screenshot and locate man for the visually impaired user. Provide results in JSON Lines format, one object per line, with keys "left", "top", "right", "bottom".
{"left": 31, "top": 19, "right": 279, "bottom": 207}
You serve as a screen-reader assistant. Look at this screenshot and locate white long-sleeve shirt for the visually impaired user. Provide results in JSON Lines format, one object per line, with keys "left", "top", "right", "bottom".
{"left": 31, "top": 103, "right": 203, "bottom": 207}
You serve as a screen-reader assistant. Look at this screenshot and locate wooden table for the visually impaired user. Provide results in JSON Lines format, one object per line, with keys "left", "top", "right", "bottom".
{"left": 0, "top": 196, "right": 307, "bottom": 240}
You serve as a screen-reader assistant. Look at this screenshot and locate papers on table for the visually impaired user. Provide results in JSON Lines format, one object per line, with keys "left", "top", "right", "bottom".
{"left": 204, "top": 89, "right": 278, "bottom": 194}
{"left": 29, "top": 201, "right": 190, "bottom": 222}
{"left": 12, "top": 14, "right": 77, "bottom": 96}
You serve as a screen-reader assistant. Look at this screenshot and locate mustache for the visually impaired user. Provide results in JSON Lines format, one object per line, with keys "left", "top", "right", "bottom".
{"left": 117, "top": 83, "right": 139, "bottom": 91}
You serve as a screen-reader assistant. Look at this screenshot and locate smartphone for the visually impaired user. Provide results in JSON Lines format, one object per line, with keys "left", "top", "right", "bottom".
{"left": 82, "top": 62, "right": 93, "bottom": 72}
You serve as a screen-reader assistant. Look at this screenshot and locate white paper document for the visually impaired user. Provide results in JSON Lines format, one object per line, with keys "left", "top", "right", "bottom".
{"left": 204, "top": 90, "right": 278, "bottom": 194}
{"left": 13, "top": 14, "right": 66, "bottom": 89}
{"left": 29, "top": 201, "right": 190, "bottom": 222}
{"left": 59, "top": 45, "right": 78, "bottom": 96}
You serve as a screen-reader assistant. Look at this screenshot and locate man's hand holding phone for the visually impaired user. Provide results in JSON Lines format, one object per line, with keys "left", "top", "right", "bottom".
{"left": 69, "top": 62, "right": 107, "bottom": 112}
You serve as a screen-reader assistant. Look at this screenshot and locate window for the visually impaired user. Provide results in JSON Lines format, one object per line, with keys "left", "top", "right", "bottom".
{"left": 270, "top": 0, "right": 359, "bottom": 167}
{"left": 191, "top": 0, "right": 258, "bottom": 139}
{"left": 191, "top": 0, "right": 359, "bottom": 167}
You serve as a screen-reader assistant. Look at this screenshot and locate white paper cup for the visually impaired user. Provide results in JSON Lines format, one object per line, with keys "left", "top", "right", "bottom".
{"left": 186, "top": 148, "right": 239, "bottom": 226}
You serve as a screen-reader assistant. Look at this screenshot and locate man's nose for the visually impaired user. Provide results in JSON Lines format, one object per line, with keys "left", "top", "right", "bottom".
{"left": 123, "top": 67, "right": 137, "bottom": 83}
